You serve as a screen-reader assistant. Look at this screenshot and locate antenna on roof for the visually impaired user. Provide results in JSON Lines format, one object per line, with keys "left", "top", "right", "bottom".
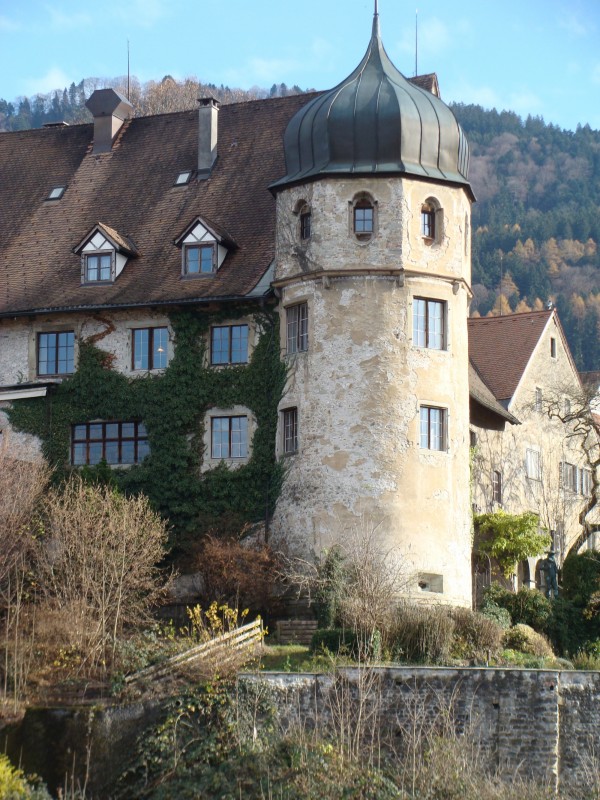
{"left": 499, "top": 252, "right": 504, "bottom": 317}
{"left": 415, "top": 9, "right": 418, "bottom": 76}
{"left": 127, "top": 39, "right": 130, "bottom": 102}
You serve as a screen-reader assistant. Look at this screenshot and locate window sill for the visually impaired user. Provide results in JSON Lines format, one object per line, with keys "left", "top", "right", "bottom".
{"left": 202, "top": 457, "right": 250, "bottom": 473}
{"left": 180, "top": 272, "right": 217, "bottom": 280}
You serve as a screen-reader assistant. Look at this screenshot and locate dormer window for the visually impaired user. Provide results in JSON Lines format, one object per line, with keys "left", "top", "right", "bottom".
{"left": 184, "top": 243, "right": 216, "bottom": 275}
{"left": 85, "top": 252, "right": 113, "bottom": 283}
{"left": 175, "top": 216, "right": 236, "bottom": 279}
{"left": 74, "top": 223, "right": 138, "bottom": 286}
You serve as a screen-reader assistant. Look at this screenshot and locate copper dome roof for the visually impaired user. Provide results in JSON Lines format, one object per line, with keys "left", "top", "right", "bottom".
{"left": 272, "top": 14, "right": 470, "bottom": 190}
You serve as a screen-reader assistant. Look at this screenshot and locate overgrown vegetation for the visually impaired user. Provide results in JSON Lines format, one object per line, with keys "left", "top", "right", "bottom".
{"left": 7, "top": 307, "right": 286, "bottom": 546}
{"left": 474, "top": 510, "right": 551, "bottom": 578}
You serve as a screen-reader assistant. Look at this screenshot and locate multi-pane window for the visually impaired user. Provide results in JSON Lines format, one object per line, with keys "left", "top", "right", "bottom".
{"left": 421, "top": 205, "right": 435, "bottom": 239}
{"left": 492, "top": 470, "right": 502, "bottom": 504}
{"left": 211, "top": 325, "right": 249, "bottom": 365}
{"left": 353, "top": 200, "right": 374, "bottom": 239}
{"left": 561, "top": 462, "right": 593, "bottom": 495}
{"left": 37, "top": 331, "right": 75, "bottom": 376}
{"left": 420, "top": 406, "right": 447, "bottom": 451}
{"left": 71, "top": 421, "right": 149, "bottom": 465}
{"left": 300, "top": 211, "right": 311, "bottom": 240}
{"left": 286, "top": 303, "right": 308, "bottom": 354}
{"left": 132, "top": 327, "right": 168, "bottom": 370}
{"left": 413, "top": 298, "right": 445, "bottom": 349}
{"left": 526, "top": 448, "right": 541, "bottom": 480}
{"left": 283, "top": 408, "right": 298, "bottom": 454}
{"left": 184, "top": 243, "right": 215, "bottom": 275}
{"left": 85, "top": 253, "right": 112, "bottom": 282}
{"left": 582, "top": 468, "right": 593, "bottom": 496}
{"left": 211, "top": 416, "right": 248, "bottom": 459}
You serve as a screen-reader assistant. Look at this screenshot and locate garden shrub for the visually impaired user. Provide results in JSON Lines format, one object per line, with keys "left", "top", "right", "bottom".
{"left": 545, "top": 597, "right": 589, "bottom": 656}
{"left": 479, "top": 599, "right": 512, "bottom": 630}
{"left": 449, "top": 608, "right": 503, "bottom": 661}
{"left": 389, "top": 605, "right": 455, "bottom": 664}
{"left": 482, "top": 584, "right": 552, "bottom": 632}
{"left": 562, "top": 551, "right": 600, "bottom": 608}
{"left": 0, "top": 754, "right": 51, "bottom": 800}
{"left": 311, "top": 628, "right": 359, "bottom": 657}
{"left": 503, "top": 624, "right": 553, "bottom": 658}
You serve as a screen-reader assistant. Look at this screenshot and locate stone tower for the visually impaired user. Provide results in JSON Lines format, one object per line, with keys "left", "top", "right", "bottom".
{"left": 270, "top": 11, "right": 474, "bottom": 607}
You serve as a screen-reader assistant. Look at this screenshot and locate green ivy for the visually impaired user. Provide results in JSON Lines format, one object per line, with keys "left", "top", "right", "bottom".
{"left": 8, "top": 305, "right": 286, "bottom": 548}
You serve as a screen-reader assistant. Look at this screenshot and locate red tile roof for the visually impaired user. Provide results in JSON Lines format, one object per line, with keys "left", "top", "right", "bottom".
{"left": 468, "top": 310, "right": 552, "bottom": 403}
{"left": 0, "top": 93, "right": 314, "bottom": 316}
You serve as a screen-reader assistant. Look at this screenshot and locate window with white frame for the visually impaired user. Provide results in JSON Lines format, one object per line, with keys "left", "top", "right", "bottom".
{"left": 210, "top": 416, "right": 248, "bottom": 459}
{"left": 132, "top": 327, "right": 168, "bottom": 370}
{"left": 561, "top": 462, "right": 592, "bottom": 495}
{"left": 283, "top": 407, "right": 298, "bottom": 454}
{"left": 211, "top": 325, "right": 249, "bottom": 365}
{"left": 413, "top": 298, "right": 445, "bottom": 350}
{"left": 492, "top": 470, "right": 502, "bottom": 504}
{"left": 37, "top": 331, "right": 75, "bottom": 376}
{"left": 535, "top": 387, "right": 543, "bottom": 412}
{"left": 526, "top": 448, "right": 541, "bottom": 480}
{"left": 286, "top": 303, "right": 308, "bottom": 354}
{"left": 419, "top": 406, "right": 447, "bottom": 451}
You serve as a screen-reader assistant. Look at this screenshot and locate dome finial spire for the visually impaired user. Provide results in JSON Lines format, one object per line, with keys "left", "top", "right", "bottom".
{"left": 374, "top": 0, "right": 378, "bottom": 15}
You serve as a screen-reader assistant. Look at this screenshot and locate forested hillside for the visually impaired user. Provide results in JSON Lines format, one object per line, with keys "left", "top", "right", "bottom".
{"left": 1, "top": 78, "right": 599, "bottom": 369}
{"left": 451, "top": 103, "right": 600, "bottom": 371}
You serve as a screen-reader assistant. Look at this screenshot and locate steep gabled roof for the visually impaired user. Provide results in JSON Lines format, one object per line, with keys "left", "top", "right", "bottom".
{"left": 468, "top": 310, "right": 553, "bottom": 403}
{"left": 468, "top": 361, "right": 519, "bottom": 424}
{"left": 0, "top": 93, "right": 314, "bottom": 317}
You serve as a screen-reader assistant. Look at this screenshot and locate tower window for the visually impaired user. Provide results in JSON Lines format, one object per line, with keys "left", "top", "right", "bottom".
{"left": 286, "top": 303, "right": 308, "bottom": 354}
{"left": 300, "top": 210, "right": 311, "bottom": 240}
{"left": 421, "top": 205, "right": 435, "bottom": 239}
{"left": 283, "top": 407, "right": 298, "bottom": 454}
{"left": 550, "top": 337, "right": 557, "bottom": 358}
{"left": 419, "top": 406, "right": 447, "bottom": 451}
{"left": 413, "top": 298, "right": 445, "bottom": 350}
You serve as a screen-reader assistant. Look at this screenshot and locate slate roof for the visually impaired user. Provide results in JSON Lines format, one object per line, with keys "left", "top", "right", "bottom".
{"left": 468, "top": 310, "right": 553, "bottom": 403}
{"left": 0, "top": 93, "right": 314, "bottom": 317}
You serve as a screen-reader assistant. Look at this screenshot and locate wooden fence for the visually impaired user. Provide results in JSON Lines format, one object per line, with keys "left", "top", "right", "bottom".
{"left": 125, "top": 618, "right": 263, "bottom": 684}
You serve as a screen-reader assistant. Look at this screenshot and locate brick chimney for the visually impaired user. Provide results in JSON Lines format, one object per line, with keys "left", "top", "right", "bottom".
{"left": 85, "top": 89, "right": 133, "bottom": 154}
{"left": 197, "top": 96, "right": 220, "bottom": 178}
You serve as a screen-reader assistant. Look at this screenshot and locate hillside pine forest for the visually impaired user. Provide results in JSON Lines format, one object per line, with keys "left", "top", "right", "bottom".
{"left": 2, "top": 75, "right": 600, "bottom": 371}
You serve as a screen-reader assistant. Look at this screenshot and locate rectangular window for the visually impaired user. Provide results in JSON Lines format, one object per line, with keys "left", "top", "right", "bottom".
{"left": 286, "top": 303, "right": 308, "bottom": 354}
{"left": 492, "top": 470, "right": 502, "bottom": 504}
{"left": 71, "top": 421, "right": 148, "bottom": 466}
{"left": 582, "top": 468, "right": 592, "bottom": 496}
{"left": 85, "top": 253, "right": 112, "bottom": 282}
{"left": 300, "top": 211, "right": 311, "bottom": 240}
{"left": 550, "top": 337, "right": 557, "bottom": 358}
{"left": 535, "top": 387, "right": 543, "bottom": 412}
{"left": 184, "top": 243, "right": 215, "bottom": 275}
{"left": 38, "top": 331, "right": 75, "bottom": 376}
{"left": 420, "top": 406, "right": 447, "bottom": 451}
{"left": 421, "top": 208, "right": 435, "bottom": 239}
{"left": 413, "top": 298, "right": 445, "bottom": 349}
{"left": 562, "top": 462, "right": 578, "bottom": 493}
{"left": 526, "top": 448, "right": 541, "bottom": 480}
{"left": 211, "top": 416, "right": 248, "bottom": 459}
{"left": 210, "top": 325, "right": 249, "bottom": 365}
{"left": 353, "top": 204, "right": 374, "bottom": 234}
{"left": 283, "top": 407, "right": 298, "bottom": 454}
{"left": 132, "top": 327, "right": 168, "bottom": 370}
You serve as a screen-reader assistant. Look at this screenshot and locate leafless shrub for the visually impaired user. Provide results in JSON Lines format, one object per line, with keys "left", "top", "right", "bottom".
{"left": 34, "top": 476, "right": 170, "bottom": 676}
{"left": 389, "top": 605, "right": 456, "bottom": 664}
{"left": 449, "top": 607, "right": 504, "bottom": 662}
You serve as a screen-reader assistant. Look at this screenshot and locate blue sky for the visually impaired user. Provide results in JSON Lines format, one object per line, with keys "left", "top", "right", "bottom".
{"left": 0, "top": 0, "right": 599, "bottom": 130}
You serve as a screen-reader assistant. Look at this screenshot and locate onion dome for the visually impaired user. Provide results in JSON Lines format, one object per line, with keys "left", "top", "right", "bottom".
{"left": 272, "top": 13, "right": 470, "bottom": 190}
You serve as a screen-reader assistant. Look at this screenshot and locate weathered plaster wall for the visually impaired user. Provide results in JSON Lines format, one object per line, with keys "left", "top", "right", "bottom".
{"left": 272, "top": 177, "right": 473, "bottom": 607}
{"left": 472, "top": 314, "right": 595, "bottom": 567}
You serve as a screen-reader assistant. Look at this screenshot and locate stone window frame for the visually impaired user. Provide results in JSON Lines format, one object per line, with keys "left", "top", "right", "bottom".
{"left": 412, "top": 297, "right": 446, "bottom": 350}
{"left": 421, "top": 196, "right": 443, "bottom": 246}
{"left": 131, "top": 326, "right": 169, "bottom": 372}
{"left": 210, "top": 323, "right": 250, "bottom": 366}
{"left": 202, "top": 405, "right": 256, "bottom": 472}
{"left": 29, "top": 321, "right": 81, "bottom": 381}
{"left": 293, "top": 199, "right": 312, "bottom": 243}
{"left": 349, "top": 192, "right": 377, "bottom": 243}
{"left": 37, "top": 330, "right": 76, "bottom": 377}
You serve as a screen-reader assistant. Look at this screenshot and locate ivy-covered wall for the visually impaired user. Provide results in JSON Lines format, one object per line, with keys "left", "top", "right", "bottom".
{"left": 7, "top": 305, "right": 286, "bottom": 550}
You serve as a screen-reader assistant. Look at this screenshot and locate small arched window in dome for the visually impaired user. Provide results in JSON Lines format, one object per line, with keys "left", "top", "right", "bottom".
{"left": 351, "top": 194, "right": 376, "bottom": 242}
{"left": 421, "top": 198, "right": 443, "bottom": 245}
